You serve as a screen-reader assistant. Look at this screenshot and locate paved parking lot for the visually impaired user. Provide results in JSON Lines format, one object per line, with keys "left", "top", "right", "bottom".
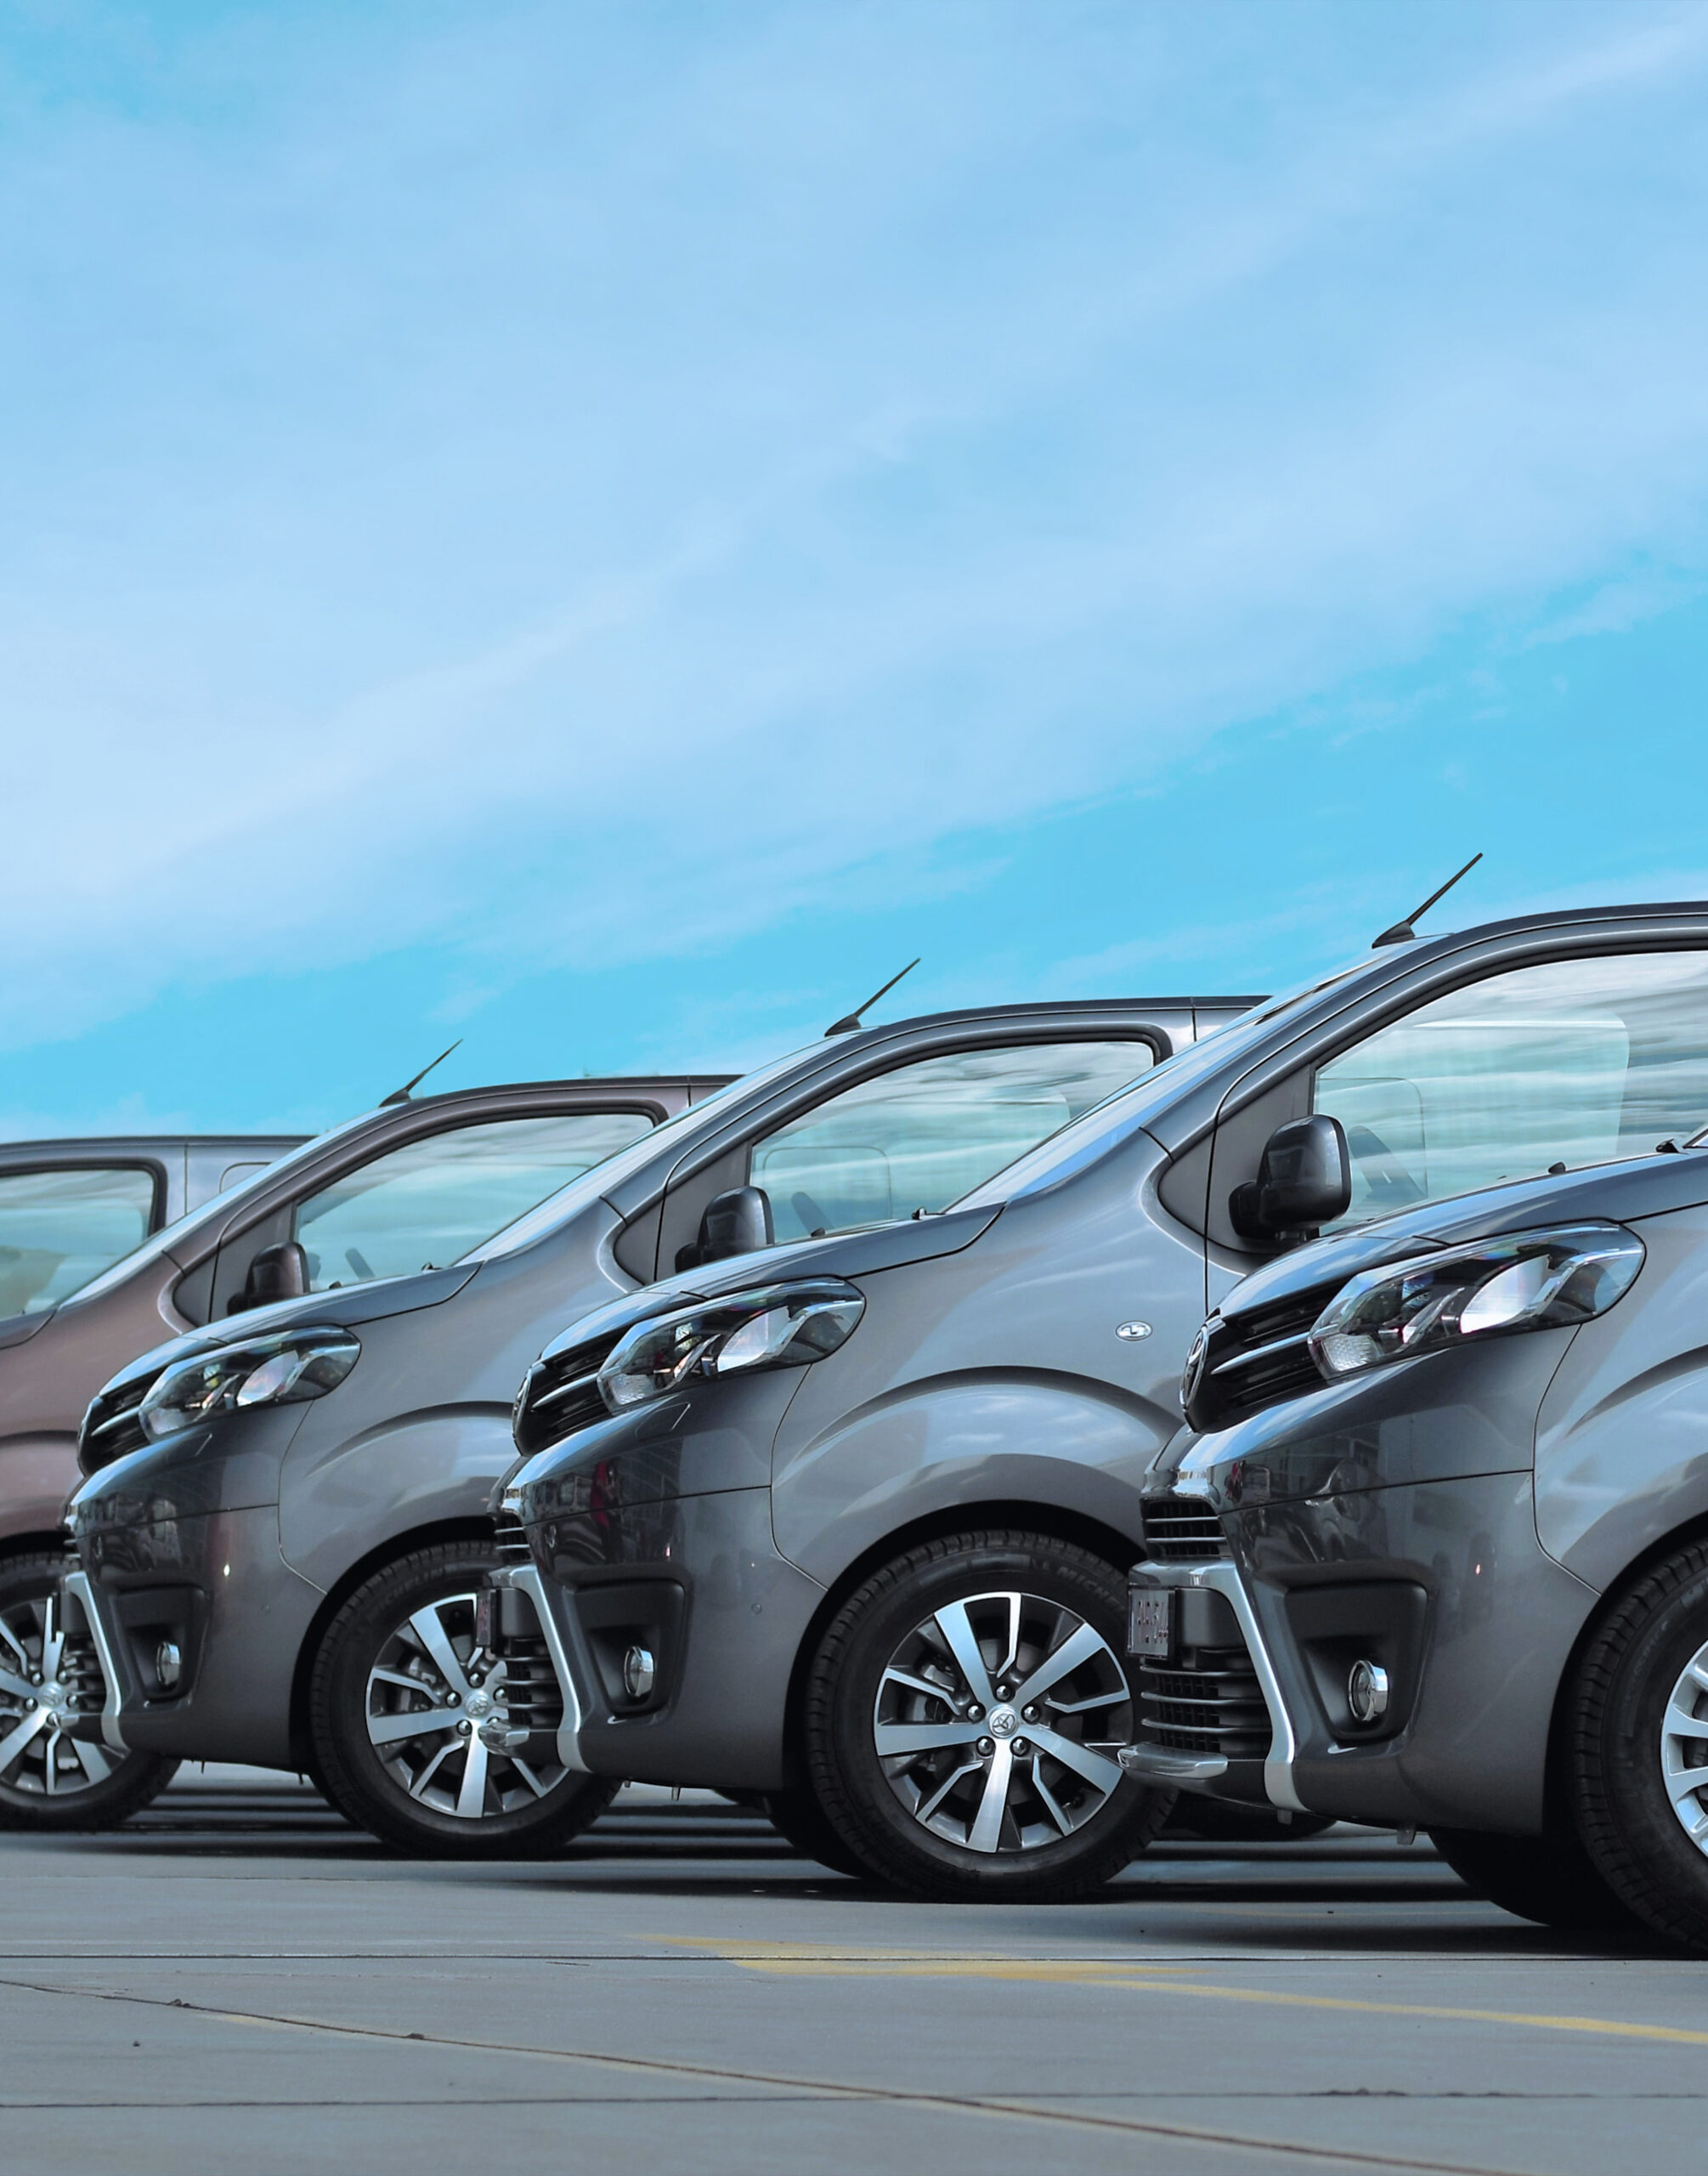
{"left": 4, "top": 1771, "right": 1705, "bottom": 2175}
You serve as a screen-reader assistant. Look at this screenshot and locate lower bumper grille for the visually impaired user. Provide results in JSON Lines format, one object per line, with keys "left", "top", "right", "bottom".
{"left": 1140, "top": 1494, "right": 1230, "bottom": 1561}
{"left": 1138, "top": 1646, "right": 1269, "bottom": 1760}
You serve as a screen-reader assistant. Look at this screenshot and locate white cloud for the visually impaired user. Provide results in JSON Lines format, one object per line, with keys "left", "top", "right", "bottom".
{"left": 5, "top": 1, "right": 1708, "bottom": 1051}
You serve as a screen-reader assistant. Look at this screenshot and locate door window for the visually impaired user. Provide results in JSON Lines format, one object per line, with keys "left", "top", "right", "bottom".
{"left": 753, "top": 1040, "right": 1155, "bottom": 1244}
{"left": 0, "top": 1166, "right": 159, "bottom": 1316}
{"left": 292, "top": 1110, "right": 654, "bottom": 1290}
{"left": 1314, "top": 950, "right": 1708, "bottom": 1226}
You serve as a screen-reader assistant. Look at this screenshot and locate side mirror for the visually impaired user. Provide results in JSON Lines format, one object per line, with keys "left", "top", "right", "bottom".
{"left": 228, "top": 1239, "right": 310, "bottom": 1314}
{"left": 675, "top": 1186, "right": 774, "bottom": 1274}
{"left": 1229, "top": 1115, "right": 1351, "bottom": 1244}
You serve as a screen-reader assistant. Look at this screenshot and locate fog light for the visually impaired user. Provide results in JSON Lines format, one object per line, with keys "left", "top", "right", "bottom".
{"left": 1347, "top": 1658, "right": 1389, "bottom": 1725}
{"left": 622, "top": 1645, "right": 655, "bottom": 1702}
{"left": 156, "top": 1639, "right": 183, "bottom": 1693}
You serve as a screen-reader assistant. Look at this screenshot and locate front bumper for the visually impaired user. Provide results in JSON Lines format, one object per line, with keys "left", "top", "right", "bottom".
{"left": 486, "top": 1383, "right": 824, "bottom": 1792}
{"left": 1120, "top": 1470, "right": 1599, "bottom": 1833}
{"left": 62, "top": 1499, "right": 323, "bottom": 1770}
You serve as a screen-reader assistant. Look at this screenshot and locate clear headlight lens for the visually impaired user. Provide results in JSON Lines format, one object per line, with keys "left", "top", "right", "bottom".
{"left": 1308, "top": 1221, "right": 1643, "bottom": 1383}
{"left": 597, "top": 1279, "right": 865, "bottom": 1414}
{"left": 138, "top": 1328, "right": 361, "bottom": 1442}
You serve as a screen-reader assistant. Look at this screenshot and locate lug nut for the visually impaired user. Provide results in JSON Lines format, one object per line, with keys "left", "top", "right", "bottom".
{"left": 1011, "top": 1737, "right": 1030, "bottom": 1756}
{"left": 447, "top": 1692, "right": 460, "bottom": 1706}
{"left": 965, "top": 1704, "right": 984, "bottom": 1721}
{"left": 1021, "top": 1704, "right": 1038, "bottom": 1722}
{"left": 457, "top": 1719, "right": 472, "bottom": 1735}
{"left": 977, "top": 1736, "right": 995, "bottom": 1756}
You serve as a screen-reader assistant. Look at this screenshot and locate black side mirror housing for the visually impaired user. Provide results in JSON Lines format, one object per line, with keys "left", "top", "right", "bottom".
{"left": 228, "top": 1239, "right": 311, "bottom": 1314}
{"left": 1229, "top": 1115, "right": 1351, "bottom": 1244}
{"left": 675, "top": 1186, "right": 775, "bottom": 1274}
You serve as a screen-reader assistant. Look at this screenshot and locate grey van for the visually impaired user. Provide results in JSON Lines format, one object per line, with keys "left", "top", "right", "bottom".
{"left": 486, "top": 904, "right": 1708, "bottom": 1902}
{"left": 1121, "top": 1138, "right": 1708, "bottom": 1952}
{"left": 4, "top": 1077, "right": 722, "bottom": 1828}
{"left": 60, "top": 997, "right": 1231, "bottom": 1854}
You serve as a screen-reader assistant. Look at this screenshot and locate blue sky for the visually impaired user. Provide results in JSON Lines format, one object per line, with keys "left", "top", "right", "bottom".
{"left": 6, "top": 0, "right": 1708, "bottom": 1136}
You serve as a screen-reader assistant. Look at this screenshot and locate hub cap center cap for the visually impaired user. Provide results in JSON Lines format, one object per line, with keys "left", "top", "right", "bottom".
{"left": 987, "top": 1706, "right": 1018, "bottom": 1738}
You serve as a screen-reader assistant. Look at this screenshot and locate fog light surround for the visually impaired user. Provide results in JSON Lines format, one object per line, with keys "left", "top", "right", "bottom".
{"left": 1346, "top": 1658, "right": 1389, "bottom": 1726}
{"left": 622, "top": 1645, "right": 656, "bottom": 1702}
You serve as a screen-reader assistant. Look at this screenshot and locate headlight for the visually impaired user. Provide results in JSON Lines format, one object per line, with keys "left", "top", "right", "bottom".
{"left": 1308, "top": 1222, "right": 1643, "bottom": 1382}
{"left": 597, "top": 1279, "right": 865, "bottom": 1414}
{"left": 138, "top": 1328, "right": 361, "bottom": 1442}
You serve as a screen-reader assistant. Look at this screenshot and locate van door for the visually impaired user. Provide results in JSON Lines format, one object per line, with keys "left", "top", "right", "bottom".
{"left": 0, "top": 1164, "right": 164, "bottom": 1322}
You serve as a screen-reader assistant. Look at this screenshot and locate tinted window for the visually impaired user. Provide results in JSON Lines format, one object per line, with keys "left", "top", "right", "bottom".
{"left": 0, "top": 1166, "right": 158, "bottom": 1316}
{"left": 753, "top": 1040, "right": 1155, "bottom": 1244}
{"left": 293, "top": 1111, "right": 654, "bottom": 1289}
{"left": 1315, "top": 950, "right": 1708, "bottom": 1226}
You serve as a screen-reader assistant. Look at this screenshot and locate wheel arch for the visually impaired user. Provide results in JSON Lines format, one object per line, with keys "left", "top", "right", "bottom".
{"left": 775, "top": 1496, "right": 1144, "bottom": 1789}
{"left": 0, "top": 1530, "right": 71, "bottom": 1569}
{"left": 286, "top": 1514, "right": 495, "bottom": 1769}
{"left": 1543, "top": 1501, "right": 1708, "bottom": 1828}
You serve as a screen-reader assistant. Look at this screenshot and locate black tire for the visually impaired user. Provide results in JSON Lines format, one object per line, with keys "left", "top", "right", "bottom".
{"left": 1428, "top": 1822, "right": 1643, "bottom": 1935}
{"left": 308, "top": 1540, "right": 619, "bottom": 1856}
{"left": 1165, "top": 1799, "right": 1333, "bottom": 1843}
{"left": 1569, "top": 1538, "right": 1708, "bottom": 1952}
{"left": 803, "top": 1529, "right": 1174, "bottom": 1902}
{"left": 762, "top": 1787, "right": 874, "bottom": 1878}
{"left": 0, "top": 1549, "right": 178, "bottom": 1832}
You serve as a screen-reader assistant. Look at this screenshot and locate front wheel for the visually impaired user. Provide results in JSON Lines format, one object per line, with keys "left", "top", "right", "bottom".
{"left": 1569, "top": 1539, "right": 1708, "bottom": 1952}
{"left": 308, "top": 1541, "right": 618, "bottom": 1856}
{"left": 1427, "top": 1824, "right": 1640, "bottom": 1935}
{"left": 0, "top": 1550, "right": 178, "bottom": 1831}
{"left": 802, "top": 1530, "right": 1174, "bottom": 1901}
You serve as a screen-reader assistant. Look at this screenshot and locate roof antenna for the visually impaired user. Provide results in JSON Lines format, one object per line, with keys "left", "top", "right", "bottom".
{"left": 825, "top": 959, "right": 920, "bottom": 1036}
{"left": 1371, "top": 854, "right": 1484, "bottom": 949}
{"left": 380, "top": 1040, "right": 463, "bottom": 1106}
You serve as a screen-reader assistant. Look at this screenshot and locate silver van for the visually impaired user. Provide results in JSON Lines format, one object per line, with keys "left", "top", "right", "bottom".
{"left": 485, "top": 903, "right": 1708, "bottom": 1901}
{"left": 4, "top": 1079, "right": 723, "bottom": 1829}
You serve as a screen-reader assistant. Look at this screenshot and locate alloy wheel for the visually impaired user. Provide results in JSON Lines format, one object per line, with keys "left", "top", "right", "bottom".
{"left": 1658, "top": 1633, "right": 1708, "bottom": 1851}
{"left": 365, "top": 1588, "right": 570, "bottom": 1819}
{"left": 870, "top": 1588, "right": 1131, "bottom": 1855}
{"left": 0, "top": 1588, "right": 116, "bottom": 1802}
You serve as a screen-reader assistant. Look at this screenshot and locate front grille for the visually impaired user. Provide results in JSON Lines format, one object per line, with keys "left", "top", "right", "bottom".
{"left": 77, "top": 1374, "right": 159, "bottom": 1472}
{"left": 1138, "top": 1646, "right": 1269, "bottom": 1760}
{"left": 513, "top": 1331, "right": 624, "bottom": 1455}
{"left": 1140, "top": 1493, "right": 1229, "bottom": 1561}
{"left": 1185, "top": 1282, "right": 1341, "bottom": 1432}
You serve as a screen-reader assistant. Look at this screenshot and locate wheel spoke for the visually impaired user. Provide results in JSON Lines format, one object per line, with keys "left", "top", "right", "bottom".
{"left": 405, "top": 1738, "right": 458, "bottom": 1801}
{"left": 39, "top": 1595, "right": 64, "bottom": 1683}
{"left": 966, "top": 1741, "right": 1015, "bottom": 1853}
{"left": 454, "top": 1733, "right": 489, "bottom": 1819}
{"left": 1664, "top": 1757, "right": 1708, "bottom": 1805}
{"left": 69, "top": 1739, "right": 114, "bottom": 1784}
{"left": 368, "top": 1707, "right": 461, "bottom": 1748}
{"left": 915, "top": 1758, "right": 982, "bottom": 1824}
{"left": 1010, "top": 1621, "right": 1107, "bottom": 1712}
{"left": 0, "top": 1704, "right": 50, "bottom": 1776}
{"left": 370, "top": 1665, "right": 431, "bottom": 1695}
{"left": 1026, "top": 1723, "right": 1124, "bottom": 1796}
{"left": 931, "top": 1601, "right": 997, "bottom": 1710}
{"left": 42, "top": 1727, "right": 63, "bottom": 1794}
{"left": 0, "top": 1668, "right": 37, "bottom": 1704}
{"left": 1031, "top": 1757, "right": 1075, "bottom": 1837}
{"left": 511, "top": 1757, "right": 551, "bottom": 1801}
{"left": 405, "top": 1606, "right": 473, "bottom": 1699}
{"left": 993, "top": 1594, "right": 1022, "bottom": 1684}
{"left": 0, "top": 1617, "right": 29, "bottom": 1674}
{"left": 874, "top": 1718, "right": 987, "bottom": 1760}
{"left": 1665, "top": 1697, "right": 1708, "bottom": 1742}
{"left": 880, "top": 1664, "right": 953, "bottom": 1703}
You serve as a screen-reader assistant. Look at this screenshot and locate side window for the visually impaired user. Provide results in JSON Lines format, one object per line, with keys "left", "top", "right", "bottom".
{"left": 292, "top": 1111, "right": 653, "bottom": 1290}
{"left": 0, "top": 1167, "right": 159, "bottom": 1317}
{"left": 752, "top": 1040, "right": 1155, "bottom": 1245}
{"left": 1314, "top": 950, "right": 1708, "bottom": 1227}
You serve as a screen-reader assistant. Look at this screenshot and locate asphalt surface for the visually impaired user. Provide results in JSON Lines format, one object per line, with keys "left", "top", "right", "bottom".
{"left": 4, "top": 1770, "right": 1705, "bottom": 2175}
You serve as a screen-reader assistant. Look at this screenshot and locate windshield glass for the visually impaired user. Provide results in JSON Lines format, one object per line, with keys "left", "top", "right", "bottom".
{"left": 60, "top": 1116, "right": 380, "bottom": 1310}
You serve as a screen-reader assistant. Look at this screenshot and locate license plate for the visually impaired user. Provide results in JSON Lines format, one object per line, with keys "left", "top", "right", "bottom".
{"left": 1128, "top": 1586, "right": 1175, "bottom": 1660}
